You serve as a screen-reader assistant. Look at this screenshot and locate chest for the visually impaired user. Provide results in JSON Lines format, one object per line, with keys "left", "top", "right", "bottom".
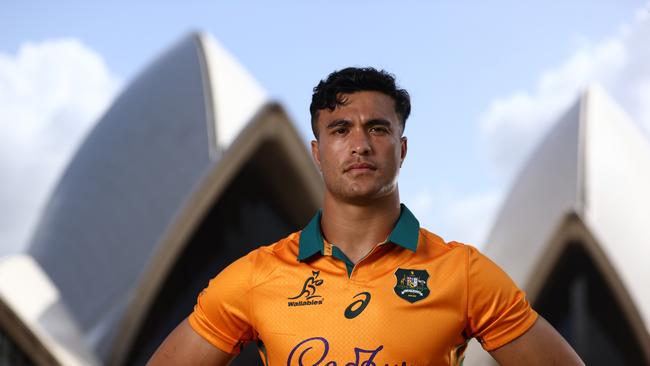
{"left": 251, "top": 263, "right": 468, "bottom": 365}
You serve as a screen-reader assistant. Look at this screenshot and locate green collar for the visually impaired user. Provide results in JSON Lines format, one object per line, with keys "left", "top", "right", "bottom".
{"left": 297, "top": 204, "right": 420, "bottom": 261}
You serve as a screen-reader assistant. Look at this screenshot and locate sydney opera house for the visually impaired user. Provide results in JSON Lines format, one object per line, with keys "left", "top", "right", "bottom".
{"left": 1, "top": 33, "right": 649, "bottom": 365}
{"left": 464, "top": 84, "right": 650, "bottom": 365}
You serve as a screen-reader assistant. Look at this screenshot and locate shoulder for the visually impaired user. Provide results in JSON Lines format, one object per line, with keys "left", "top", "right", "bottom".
{"left": 415, "top": 228, "right": 506, "bottom": 280}
{"left": 225, "top": 230, "right": 302, "bottom": 284}
{"left": 416, "top": 227, "right": 481, "bottom": 259}
{"left": 250, "top": 230, "right": 301, "bottom": 263}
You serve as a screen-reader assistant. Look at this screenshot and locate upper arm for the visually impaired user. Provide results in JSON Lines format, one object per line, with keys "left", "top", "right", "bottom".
{"left": 147, "top": 318, "right": 234, "bottom": 366}
{"left": 148, "top": 252, "right": 260, "bottom": 365}
{"left": 489, "top": 316, "right": 584, "bottom": 366}
{"left": 189, "top": 253, "right": 258, "bottom": 353}
{"left": 464, "top": 246, "right": 539, "bottom": 349}
{"left": 463, "top": 246, "right": 583, "bottom": 364}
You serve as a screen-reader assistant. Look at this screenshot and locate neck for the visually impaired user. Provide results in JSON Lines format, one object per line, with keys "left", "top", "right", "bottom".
{"left": 320, "top": 190, "right": 401, "bottom": 264}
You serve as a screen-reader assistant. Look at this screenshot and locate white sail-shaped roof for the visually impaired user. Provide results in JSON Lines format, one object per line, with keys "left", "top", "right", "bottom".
{"left": 198, "top": 33, "right": 267, "bottom": 150}
{"left": 465, "top": 86, "right": 650, "bottom": 364}
{"left": 0, "top": 32, "right": 320, "bottom": 365}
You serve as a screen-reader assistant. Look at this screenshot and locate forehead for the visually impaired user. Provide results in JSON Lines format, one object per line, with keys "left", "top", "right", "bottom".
{"left": 316, "top": 91, "right": 399, "bottom": 125}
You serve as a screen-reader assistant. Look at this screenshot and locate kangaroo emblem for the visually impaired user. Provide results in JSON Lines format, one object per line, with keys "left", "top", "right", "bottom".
{"left": 288, "top": 271, "right": 324, "bottom": 300}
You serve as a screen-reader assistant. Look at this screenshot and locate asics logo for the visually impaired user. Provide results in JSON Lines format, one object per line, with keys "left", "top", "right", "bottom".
{"left": 344, "top": 292, "right": 371, "bottom": 319}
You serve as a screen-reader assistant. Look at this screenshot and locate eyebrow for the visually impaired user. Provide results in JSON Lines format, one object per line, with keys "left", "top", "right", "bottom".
{"left": 326, "top": 118, "right": 393, "bottom": 130}
{"left": 326, "top": 119, "right": 351, "bottom": 129}
{"left": 365, "top": 119, "right": 392, "bottom": 128}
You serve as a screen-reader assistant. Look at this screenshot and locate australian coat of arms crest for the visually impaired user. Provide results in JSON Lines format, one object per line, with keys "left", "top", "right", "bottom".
{"left": 394, "top": 268, "right": 430, "bottom": 303}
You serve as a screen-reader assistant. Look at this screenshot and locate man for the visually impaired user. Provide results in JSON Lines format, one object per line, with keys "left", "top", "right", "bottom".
{"left": 148, "top": 67, "right": 584, "bottom": 365}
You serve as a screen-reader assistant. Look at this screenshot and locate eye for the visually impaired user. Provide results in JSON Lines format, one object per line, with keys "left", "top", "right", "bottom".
{"left": 369, "top": 126, "right": 389, "bottom": 134}
{"left": 333, "top": 127, "right": 348, "bottom": 135}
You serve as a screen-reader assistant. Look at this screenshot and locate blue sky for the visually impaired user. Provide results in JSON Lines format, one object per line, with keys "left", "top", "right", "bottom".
{"left": 2, "top": 1, "right": 649, "bottom": 253}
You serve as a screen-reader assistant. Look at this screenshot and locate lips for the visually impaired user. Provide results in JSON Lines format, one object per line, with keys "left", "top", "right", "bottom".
{"left": 344, "top": 162, "right": 377, "bottom": 172}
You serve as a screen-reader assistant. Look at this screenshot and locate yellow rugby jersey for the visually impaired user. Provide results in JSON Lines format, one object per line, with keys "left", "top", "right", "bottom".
{"left": 189, "top": 205, "right": 537, "bottom": 365}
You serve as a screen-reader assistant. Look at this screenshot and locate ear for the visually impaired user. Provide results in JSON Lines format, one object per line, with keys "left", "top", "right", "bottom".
{"left": 399, "top": 136, "right": 407, "bottom": 167}
{"left": 311, "top": 140, "right": 321, "bottom": 171}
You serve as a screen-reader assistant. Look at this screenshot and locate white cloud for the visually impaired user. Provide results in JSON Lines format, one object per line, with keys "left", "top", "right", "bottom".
{"left": 406, "top": 188, "right": 501, "bottom": 248}
{"left": 480, "top": 4, "right": 650, "bottom": 178}
{"left": 407, "top": 189, "right": 437, "bottom": 222}
{"left": 443, "top": 191, "right": 502, "bottom": 248}
{"left": 0, "top": 39, "right": 121, "bottom": 255}
{"left": 436, "top": 6, "right": 650, "bottom": 250}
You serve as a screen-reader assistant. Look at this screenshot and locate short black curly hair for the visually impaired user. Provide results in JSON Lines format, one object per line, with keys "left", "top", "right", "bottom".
{"left": 309, "top": 67, "right": 411, "bottom": 138}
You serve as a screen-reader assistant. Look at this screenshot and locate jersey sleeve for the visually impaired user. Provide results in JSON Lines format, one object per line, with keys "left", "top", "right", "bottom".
{"left": 464, "top": 245, "right": 538, "bottom": 351}
{"left": 188, "top": 252, "right": 257, "bottom": 354}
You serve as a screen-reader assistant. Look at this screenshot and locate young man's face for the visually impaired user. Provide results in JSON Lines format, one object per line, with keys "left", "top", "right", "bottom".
{"left": 311, "top": 91, "right": 407, "bottom": 204}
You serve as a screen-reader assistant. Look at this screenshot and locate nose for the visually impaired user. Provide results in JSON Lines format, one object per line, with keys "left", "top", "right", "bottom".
{"left": 351, "top": 130, "right": 371, "bottom": 155}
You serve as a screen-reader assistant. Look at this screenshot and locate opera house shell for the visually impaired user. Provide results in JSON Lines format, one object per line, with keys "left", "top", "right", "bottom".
{"left": 465, "top": 86, "right": 650, "bottom": 365}
{"left": 1, "top": 32, "right": 650, "bottom": 366}
{"left": 0, "top": 33, "right": 321, "bottom": 365}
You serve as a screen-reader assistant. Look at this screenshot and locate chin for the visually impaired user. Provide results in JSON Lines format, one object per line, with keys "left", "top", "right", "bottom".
{"left": 339, "top": 185, "right": 396, "bottom": 204}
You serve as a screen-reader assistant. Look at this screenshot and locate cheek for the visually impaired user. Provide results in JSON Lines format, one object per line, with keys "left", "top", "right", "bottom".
{"left": 317, "top": 148, "right": 337, "bottom": 173}
{"left": 319, "top": 141, "right": 344, "bottom": 165}
{"left": 383, "top": 142, "right": 402, "bottom": 162}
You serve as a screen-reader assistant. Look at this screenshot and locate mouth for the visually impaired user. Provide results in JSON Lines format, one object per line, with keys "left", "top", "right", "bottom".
{"left": 344, "top": 162, "right": 377, "bottom": 173}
